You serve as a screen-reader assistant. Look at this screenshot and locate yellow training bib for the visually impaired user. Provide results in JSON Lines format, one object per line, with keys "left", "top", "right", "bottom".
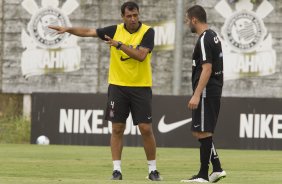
{"left": 108, "top": 23, "right": 153, "bottom": 87}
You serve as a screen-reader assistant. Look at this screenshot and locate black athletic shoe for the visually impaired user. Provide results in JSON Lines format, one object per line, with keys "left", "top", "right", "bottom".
{"left": 148, "top": 170, "right": 162, "bottom": 181}
{"left": 111, "top": 170, "right": 122, "bottom": 180}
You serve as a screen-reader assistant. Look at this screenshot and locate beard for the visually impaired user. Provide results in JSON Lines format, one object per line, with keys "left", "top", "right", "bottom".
{"left": 190, "top": 24, "right": 196, "bottom": 33}
{"left": 190, "top": 27, "right": 196, "bottom": 33}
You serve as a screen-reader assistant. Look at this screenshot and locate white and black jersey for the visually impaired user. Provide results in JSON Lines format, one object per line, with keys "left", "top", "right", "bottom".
{"left": 192, "top": 29, "right": 223, "bottom": 97}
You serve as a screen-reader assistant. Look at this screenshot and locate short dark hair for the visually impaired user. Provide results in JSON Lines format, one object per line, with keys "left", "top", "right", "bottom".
{"left": 121, "top": 1, "right": 139, "bottom": 15}
{"left": 187, "top": 5, "right": 207, "bottom": 23}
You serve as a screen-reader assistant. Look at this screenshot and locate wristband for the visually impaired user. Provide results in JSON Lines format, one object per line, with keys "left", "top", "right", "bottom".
{"left": 116, "top": 41, "right": 123, "bottom": 50}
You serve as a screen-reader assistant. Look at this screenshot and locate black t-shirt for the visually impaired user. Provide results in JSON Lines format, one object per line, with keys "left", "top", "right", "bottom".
{"left": 96, "top": 23, "right": 154, "bottom": 52}
{"left": 192, "top": 29, "right": 223, "bottom": 97}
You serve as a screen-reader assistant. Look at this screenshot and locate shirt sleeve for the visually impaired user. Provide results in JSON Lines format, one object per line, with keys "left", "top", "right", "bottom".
{"left": 96, "top": 25, "right": 117, "bottom": 41}
{"left": 139, "top": 28, "right": 155, "bottom": 52}
{"left": 200, "top": 33, "right": 213, "bottom": 64}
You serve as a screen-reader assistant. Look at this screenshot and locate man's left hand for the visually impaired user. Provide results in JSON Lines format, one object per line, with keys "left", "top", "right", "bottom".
{"left": 104, "top": 35, "right": 118, "bottom": 47}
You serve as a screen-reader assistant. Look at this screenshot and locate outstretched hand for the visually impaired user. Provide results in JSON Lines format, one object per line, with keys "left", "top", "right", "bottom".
{"left": 48, "top": 25, "right": 67, "bottom": 34}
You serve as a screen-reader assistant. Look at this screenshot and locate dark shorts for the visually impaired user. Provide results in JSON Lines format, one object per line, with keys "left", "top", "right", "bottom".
{"left": 105, "top": 84, "right": 152, "bottom": 125}
{"left": 191, "top": 97, "right": 221, "bottom": 133}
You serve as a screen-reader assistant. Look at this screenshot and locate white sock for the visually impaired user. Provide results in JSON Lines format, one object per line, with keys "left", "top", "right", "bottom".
{"left": 148, "top": 160, "right": 157, "bottom": 173}
{"left": 113, "top": 160, "right": 121, "bottom": 172}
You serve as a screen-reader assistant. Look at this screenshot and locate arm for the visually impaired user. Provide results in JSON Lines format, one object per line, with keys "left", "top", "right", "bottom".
{"left": 188, "top": 63, "right": 212, "bottom": 110}
{"left": 48, "top": 25, "right": 97, "bottom": 37}
{"left": 104, "top": 35, "right": 149, "bottom": 62}
{"left": 193, "top": 63, "right": 212, "bottom": 98}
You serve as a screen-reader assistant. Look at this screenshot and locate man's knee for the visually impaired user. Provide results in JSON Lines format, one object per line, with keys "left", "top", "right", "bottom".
{"left": 112, "top": 123, "right": 126, "bottom": 136}
{"left": 192, "top": 131, "right": 213, "bottom": 139}
{"left": 138, "top": 123, "right": 153, "bottom": 136}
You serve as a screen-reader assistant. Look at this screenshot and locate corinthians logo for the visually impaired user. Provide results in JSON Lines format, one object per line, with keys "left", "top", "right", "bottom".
{"left": 215, "top": 0, "right": 276, "bottom": 80}
{"left": 28, "top": 7, "right": 70, "bottom": 48}
{"left": 223, "top": 10, "right": 266, "bottom": 53}
{"left": 21, "top": 0, "right": 81, "bottom": 78}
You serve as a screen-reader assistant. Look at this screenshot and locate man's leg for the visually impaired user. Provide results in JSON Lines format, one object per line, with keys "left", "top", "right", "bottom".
{"left": 138, "top": 123, "right": 161, "bottom": 181}
{"left": 105, "top": 85, "right": 130, "bottom": 180}
{"left": 181, "top": 132, "right": 212, "bottom": 183}
{"left": 111, "top": 122, "right": 125, "bottom": 180}
{"left": 193, "top": 132, "right": 213, "bottom": 181}
{"left": 138, "top": 123, "right": 156, "bottom": 161}
{"left": 210, "top": 142, "right": 222, "bottom": 172}
{"left": 111, "top": 123, "right": 126, "bottom": 161}
{"left": 183, "top": 132, "right": 226, "bottom": 183}
{"left": 209, "top": 141, "right": 226, "bottom": 183}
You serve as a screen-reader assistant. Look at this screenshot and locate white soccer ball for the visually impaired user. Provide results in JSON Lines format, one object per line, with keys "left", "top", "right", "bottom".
{"left": 36, "top": 135, "right": 50, "bottom": 145}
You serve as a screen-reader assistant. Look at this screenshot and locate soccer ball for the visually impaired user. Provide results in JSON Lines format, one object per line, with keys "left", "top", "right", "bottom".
{"left": 36, "top": 135, "right": 50, "bottom": 145}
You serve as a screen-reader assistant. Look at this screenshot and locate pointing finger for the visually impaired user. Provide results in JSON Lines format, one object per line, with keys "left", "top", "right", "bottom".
{"left": 104, "top": 35, "right": 111, "bottom": 40}
{"left": 48, "top": 25, "right": 59, "bottom": 30}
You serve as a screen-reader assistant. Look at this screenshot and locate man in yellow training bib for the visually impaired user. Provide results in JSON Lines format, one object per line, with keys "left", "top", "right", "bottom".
{"left": 49, "top": 1, "right": 161, "bottom": 181}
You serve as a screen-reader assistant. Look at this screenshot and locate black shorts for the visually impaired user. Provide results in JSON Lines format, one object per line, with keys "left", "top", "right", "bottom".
{"left": 191, "top": 97, "right": 221, "bottom": 133}
{"left": 105, "top": 84, "right": 152, "bottom": 125}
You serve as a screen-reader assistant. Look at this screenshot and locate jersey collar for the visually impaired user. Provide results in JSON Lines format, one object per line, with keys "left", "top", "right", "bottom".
{"left": 199, "top": 28, "right": 209, "bottom": 37}
{"left": 124, "top": 21, "right": 142, "bottom": 34}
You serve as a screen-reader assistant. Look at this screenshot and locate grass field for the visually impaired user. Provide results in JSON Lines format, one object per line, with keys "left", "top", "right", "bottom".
{"left": 0, "top": 144, "right": 281, "bottom": 184}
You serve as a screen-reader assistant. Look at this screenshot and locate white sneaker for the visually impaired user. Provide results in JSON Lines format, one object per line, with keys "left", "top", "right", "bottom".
{"left": 209, "top": 170, "right": 226, "bottom": 183}
{"left": 181, "top": 175, "right": 209, "bottom": 183}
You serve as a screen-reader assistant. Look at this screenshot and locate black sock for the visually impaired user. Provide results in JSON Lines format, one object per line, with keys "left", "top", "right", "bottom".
{"left": 198, "top": 136, "right": 212, "bottom": 180}
{"left": 211, "top": 141, "right": 223, "bottom": 172}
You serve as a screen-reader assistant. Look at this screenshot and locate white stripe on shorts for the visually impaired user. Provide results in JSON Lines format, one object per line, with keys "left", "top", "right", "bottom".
{"left": 201, "top": 88, "right": 207, "bottom": 131}
{"left": 201, "top": 97, "right": 204, "bottom": 132}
